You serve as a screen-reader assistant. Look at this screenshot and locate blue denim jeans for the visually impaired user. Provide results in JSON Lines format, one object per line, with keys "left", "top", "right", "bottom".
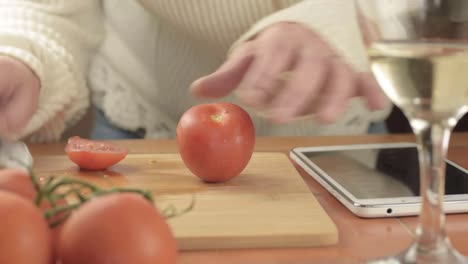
{"left": 91, "top": 107, "right": 387, "bottom": 139}
{"left": 90, "top": 109, "right": 141, "bottom": 140}
{"left": 368, "top": 121, "right": 388, "bottom": 134}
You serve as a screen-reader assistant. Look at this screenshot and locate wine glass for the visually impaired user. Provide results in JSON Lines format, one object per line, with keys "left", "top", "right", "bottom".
{"left": 354, "top": 1, "right": 468, "bottom": 263}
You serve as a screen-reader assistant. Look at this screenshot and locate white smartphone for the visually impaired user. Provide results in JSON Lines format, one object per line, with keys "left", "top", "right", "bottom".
{"left": 289, "top": 142, "right": 468, "bottom": 218}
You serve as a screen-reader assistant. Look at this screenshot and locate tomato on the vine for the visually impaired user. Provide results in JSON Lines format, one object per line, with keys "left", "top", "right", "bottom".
{"left": 0, "top": 168, "right": 37, "bottom": 201}
{"left": 0, "top": 191, "right": 53, "bottom": 264}
{"left": 0, "top": 169, "right": 66, "bottom": 263}
{"left": 177, "top": 103, "right": 255, "bottom": 182}
{"left": 58, "top": 193, "right": 177, "bottom": 264}
{"left": 65, "top": 136, "right": 128, "bottom": 170}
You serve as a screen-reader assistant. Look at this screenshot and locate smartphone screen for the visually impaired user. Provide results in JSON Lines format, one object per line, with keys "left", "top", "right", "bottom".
{"left": 305, "top": 146, "right": 468, "bottom": 199}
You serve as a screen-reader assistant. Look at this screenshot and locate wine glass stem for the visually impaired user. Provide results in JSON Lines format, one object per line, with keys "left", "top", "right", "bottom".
{"left": 413, "top": 122, "right": 452, "bottom": 254}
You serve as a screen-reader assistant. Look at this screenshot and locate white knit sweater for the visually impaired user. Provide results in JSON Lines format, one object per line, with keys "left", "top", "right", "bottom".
{"left": 0, "top": 0, "right": 391, "bottom": 142}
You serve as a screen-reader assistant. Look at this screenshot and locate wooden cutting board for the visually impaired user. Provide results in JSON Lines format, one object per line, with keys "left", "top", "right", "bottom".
{"left": 34, "top": 152, "right": 338, "bottom": 250}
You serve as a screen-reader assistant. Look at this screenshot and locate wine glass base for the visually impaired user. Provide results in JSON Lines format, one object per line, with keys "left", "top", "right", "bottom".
{"left": 368, "top": 241, "right": 468, "bottom": 264}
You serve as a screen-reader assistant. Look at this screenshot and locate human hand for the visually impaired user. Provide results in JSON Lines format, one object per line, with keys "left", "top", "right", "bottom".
{"left": 0, "top": 56, "right": 40, "bottom": 138}
{"left": 191, "top": 22, "right": 387, "bottom": 123}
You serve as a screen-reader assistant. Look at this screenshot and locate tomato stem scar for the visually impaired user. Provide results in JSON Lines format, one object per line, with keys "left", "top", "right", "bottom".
{"left": 211, "top": 114, "right": 223, "bottom": 123}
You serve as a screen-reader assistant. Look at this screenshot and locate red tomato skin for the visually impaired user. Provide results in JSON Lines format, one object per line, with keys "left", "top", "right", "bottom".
{"left": 0, "top": 168, "right": 37, "bottom": 200}
{"left": 0, "top": 191, "right": 53, "bottom": 264}
{"left": 65, "top": 136, "right": 128, "bottom": 170}
{"left": 58, "top": 193, "right": 177, "bottom": 264}
{"left": 177, "top": 103, "right": 255, "bottom": 182}
{"left": 0, "top": 169, "right": 66, "bottom": 264}
{"left": 41, "top": 198, "right": 67, "bottom": 264}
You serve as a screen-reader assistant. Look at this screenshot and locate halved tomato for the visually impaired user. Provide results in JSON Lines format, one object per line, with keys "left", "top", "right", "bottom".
{"left": 65, "top": 137, "right": 128, "bottom": 170}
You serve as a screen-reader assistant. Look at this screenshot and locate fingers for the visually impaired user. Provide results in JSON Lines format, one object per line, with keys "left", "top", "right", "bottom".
{"left": 236, "top": 41, "right": 295, "bottom": 107}
{"left": 192, "top": 22, "right": 388, "bottom": 126}
{"left": 268, "top": 54, "right": 331, "bottom": 123}
{"left": 190, "top": 43, "right": 255, "bottom": 99}
{"left": 0, "top": 56, "right": 40, "bottom": 138}
{"left": 259, "top": 55, "right": 379, "bottom": 124}
{"left": 5, "top": 76, "right": 39, "bottom": 134}
{"left": 312, "top": 60, "right": 356, "bottom": 123}
{"left": 357, "top": 73, "right": 388, "bottom": 110}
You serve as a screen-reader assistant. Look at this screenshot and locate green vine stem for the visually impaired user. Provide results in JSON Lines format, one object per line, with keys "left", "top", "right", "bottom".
{"left": 9, "top": 161, "right": 194, "bottom": 228}
{"left": 27, "top": 168, "right": 41, "bottom": 193}
{"left": 34, "top": 169, "right": 193, "bottom": 227}
{"left": 162, "top": 194, "right": 196, "bottom": 219}
{"left": 44, "top": 203, "right": 81, "bottom": 220}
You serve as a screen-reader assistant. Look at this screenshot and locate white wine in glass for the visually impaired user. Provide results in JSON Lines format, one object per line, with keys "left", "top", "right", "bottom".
{"left": 355, "top": 1, "right": 468, "bottom": 263}
{"left": 369, "top": 42, "right": 468, "bottom": 123}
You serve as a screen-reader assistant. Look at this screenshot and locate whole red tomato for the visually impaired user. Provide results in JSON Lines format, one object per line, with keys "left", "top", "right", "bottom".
{"left": 0, "top": 191, "right": 53, "bottom": 264}
{"left": 58, "top": 193, "right": 177, "bottom": 264}
{"left": 0, "top": 169, "right": 66, "bottom": 264}
{"left": 177, "top": 103, "right": 255, "bottom": 182}
{"left": 65, "top": 136, "right": 128, "bottom": 170}
{"left": 0, "top": 168, "right": 37, "bottom": 200}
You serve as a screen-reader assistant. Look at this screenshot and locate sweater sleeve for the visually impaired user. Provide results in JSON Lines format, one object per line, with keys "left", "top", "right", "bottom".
{"left": 230, "top": 0, "right": 391, "bottom": 122}
{"left": 0, "top": 0, "right": 104, "bottom": 142}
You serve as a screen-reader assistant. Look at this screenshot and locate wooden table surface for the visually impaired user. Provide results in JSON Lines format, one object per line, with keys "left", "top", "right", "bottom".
{"left": 28, "top": 133, "right": 468, "bottom": 264}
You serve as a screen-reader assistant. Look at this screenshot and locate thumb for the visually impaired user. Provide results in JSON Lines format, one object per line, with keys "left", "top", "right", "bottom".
{"left": 0, "top": 56, "right": 40, "bottom": 139}
{"left": 190, "top": 44, "right": 254, "bottom": 99}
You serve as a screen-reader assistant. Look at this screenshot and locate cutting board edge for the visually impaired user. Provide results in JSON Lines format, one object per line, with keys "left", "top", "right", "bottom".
{"left": 177, "top": 231, "right": 339, "bottom": 250}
